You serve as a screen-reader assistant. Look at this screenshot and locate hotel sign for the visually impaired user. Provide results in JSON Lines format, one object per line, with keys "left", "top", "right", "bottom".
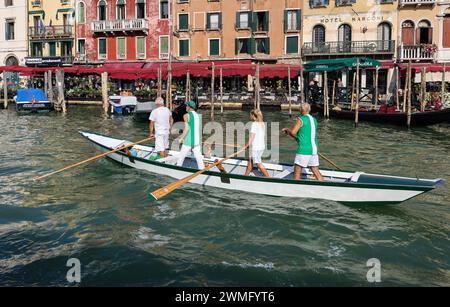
{"left": 320, "top": 15, "right": 386, "bottom": 24}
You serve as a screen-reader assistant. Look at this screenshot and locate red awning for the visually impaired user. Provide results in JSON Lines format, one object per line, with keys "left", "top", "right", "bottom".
{"left": 397, "top": 63, "right": 450, "bottom": 72}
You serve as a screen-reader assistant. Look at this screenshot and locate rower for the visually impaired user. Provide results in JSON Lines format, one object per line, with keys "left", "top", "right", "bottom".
{"left": 149, "top": 97, "right": 173, "bottom": 158}
{"left": 176, "top": 101, "right": 205, "bottom": 170}
{"left": 282, "top": 102, "right": 324, "bottom": 181}
{"left": 244, "top": 109, "right": 270, "bottom": 177}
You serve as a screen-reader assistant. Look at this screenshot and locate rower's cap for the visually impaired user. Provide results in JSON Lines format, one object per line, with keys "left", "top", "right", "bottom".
{"left": 185, "top": 100, "right": 196, "bottom": 109}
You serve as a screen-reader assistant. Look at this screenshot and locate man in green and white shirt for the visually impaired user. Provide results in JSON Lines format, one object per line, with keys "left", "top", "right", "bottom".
{"left": 282, "top": 103, "right": 324, "bottom": 181}
{"left": 177, "top": 101, "right": 205, "bottom": 170}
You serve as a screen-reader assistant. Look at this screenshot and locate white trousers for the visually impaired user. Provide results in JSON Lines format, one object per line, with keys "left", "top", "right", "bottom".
{"left": 177, "top": 145, "right": 205, "bottom": 170}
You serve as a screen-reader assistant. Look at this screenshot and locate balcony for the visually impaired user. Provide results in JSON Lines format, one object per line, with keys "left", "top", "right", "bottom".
{"left": 73, "top": 53, "right": 87, "bottom": 63}
{"left": 399, "top": 44, "right": 435, "bottom": 61}
{"left": 91, "top": 19, "right": 149, "bottom": 34}
{"left": 399, "top": 0, "right": 436, "bottom": 6}
{"left": 29, "top": 26, "right": 74, "bottom": 39}
{"left": 302, "top": 40, "right": 395, "bottom": 56}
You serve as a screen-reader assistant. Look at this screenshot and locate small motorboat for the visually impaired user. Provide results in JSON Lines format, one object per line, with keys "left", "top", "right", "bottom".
{"left": 133, "top": 101, "right": 188, "bottom": 123}
{"left": 108, "top": 95, "right": 138, "bottom": 115}
{"left": 81, "top": 131, "right": 444, "bottom": 205}
{"left": 15, "top": 89, "right": 52, "bottom": 112}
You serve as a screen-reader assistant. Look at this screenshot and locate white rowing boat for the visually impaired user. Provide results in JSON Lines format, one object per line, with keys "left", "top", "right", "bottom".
{"left": 81, "top": 131, "right": 444, "bottom": 205}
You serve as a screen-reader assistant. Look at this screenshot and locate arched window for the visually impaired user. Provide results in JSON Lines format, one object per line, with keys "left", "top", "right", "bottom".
{"left": 338, "top": 24, "right": 351, "bottom": 52}
{"left": 401, "top": 20, "right": 415, "bottom": 45}
{"left": 77, "top": 2, "right": 85, "bottom": 23}
{"left": 116, "top": 0, "right": 126, "bottom": 20}
{"left": 377, "top": 22, "right": 391, "bottom": 51}
{"left": 5, "top": 55, "right": 18, "bottom": 66}
{"left": 98, "top": 0, "right": 107, "bottom": 21}
{"left": 136, "top": 0, "right": 145, "bottom": 19}
{"left": 312, "top": 25, "right": 325, "bottom": 45}
{"left": 417, "top": 20, "right": 432, "bottom": 44}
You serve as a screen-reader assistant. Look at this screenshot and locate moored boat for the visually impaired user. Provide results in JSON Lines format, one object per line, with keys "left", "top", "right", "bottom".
{"left": 108, "top": 95, "right": 138, "bottom": 114}
{"left": 81, "top": 131, "right": 444, "bottom": 204}
{"left": 15, "top": 89, "right": 52, "bottom": 112}
{"left": 314, "top": 104, "right": 450, "bottom": 127}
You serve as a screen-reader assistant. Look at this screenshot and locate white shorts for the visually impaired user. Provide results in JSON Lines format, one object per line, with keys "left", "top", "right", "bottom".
{"left": 294, "top": 154, "right": 319, "bottom": 168}
{"left": 250, "top": 150, "right": 264, "bottom": 164}
{"left": 155, "top": 134, "right": 169, "bottom": 152}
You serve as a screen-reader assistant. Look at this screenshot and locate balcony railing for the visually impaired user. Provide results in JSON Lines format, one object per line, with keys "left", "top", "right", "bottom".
{"left": 91, "top": 19, "right": 149, "bottom": 33}
{"left": 29, "top": 26, "right": 74, "bottom": 39}
{"left": 399, "top": 44, "right": 435, "bottom": 61}
{"left": 302, "top": 40, "right": 395, "bottom": 56}
{"left": 74, "top": 53, "right": 87, "bottom": 63}
{"left": 400, "top": 0, "right": 436, "bottom": 5}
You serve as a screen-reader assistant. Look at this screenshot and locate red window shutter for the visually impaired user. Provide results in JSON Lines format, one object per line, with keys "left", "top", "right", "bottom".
{"left": 402, "top": 27, "right": 414, "bottom": 45}
{"left": 443, "top": 16, "right": 450, "bottom": 48}
{"left": 427, "top": 27, "right": 433, "bottom": 44}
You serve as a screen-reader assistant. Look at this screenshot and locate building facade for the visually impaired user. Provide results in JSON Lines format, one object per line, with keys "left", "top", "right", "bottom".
{"left": 172, "top": 0, "right": 303, "bottom": 63}
{"left": 398, "top": 0, "right": 450, "bottom": 63}
{"left": 76, "top": 0, "right": 170, "bottom": 64}
{"left": 26, "top": 0, "right": 76, "bottom": 66}
{"left": 0, "top": 0, "right": 27, "bottom": 67}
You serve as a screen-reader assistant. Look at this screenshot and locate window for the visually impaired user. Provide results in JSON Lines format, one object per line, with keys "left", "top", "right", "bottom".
{"left": 178, "top": 13, "right": 189, "bottom": 31}
{"left": 236, "top": 11, "right": 250, "bottom": 29}
{"left": 117, "top": 0, "right": 126, "bottom": 20}
{"left": 77, "top": 39, "right": 86, "bottom": 56}
{"left": 255, "top": 38, "right": 270, "bottom": 54}
{"left": 286, "top": 36, "right": 299, "bottom": 54}
{"left": 313, "top": 25, "right": 325, "bottom": 45}
{"left": 136, "top": 36, "right": 145, "bottom": 59}
{"left": 207, "top": 13, "right": 221, "bottom": 30}
{"left": 31, "top": 42, "right": 43, "bottom": 56}
{"left": 377, "top": 22, "right": 391, "bottom": 51}
{"left": 179, "top": 39, "right": 189, "bottom": 57}
{"left": 338, "top": 24, "right": 352, "bottom": 52}
{"left": 98, "top": 38, "right": 107, "bottom": 59}
{"left": 209, "top": 38, "right": 220, "bottom": 56}
{"left": 5, "top": 0, "right": 13, "bottom": 6}
{"left": 5, "top": 19, "right": 14, "bottom": 40}
{"left": 285, "top": 10, "right": 301, "bottom": 32}
{"left": 98, "top": 0, "right": 107, "bottom": 21}
{"left": 136, "top": 0, "right": 145, "bottom": 19}
{"left": 160, "top": 0, "right": 168, "bottom": 19}
{"left": 309, "top": 0, "right": 329, "bottom": 8}
{"left": 254, "top": 11, "right": 269, "bottom": 32}
{"left": 159, "top": 35, "right": 168, "bottom": 59}
{"left": 417, "top": 20, "right": 432, "bottom": 44}
{"left": 401, "top": 20, "right": 415, "bottom": 45}
{"left": 48, "top": 42, "right": 56, "bottom": 56}
{"left": 77, "top": 2, "right": 85, "bottom": 23}
{"left": 235, "top": 38, "right": 252, "bottom": 55}
{"left": 444, "top": 15, "right": 450, "bottom": 48}
{"left": 117, "top": 37, "right": 126, "bottom": 59}
{"left": 336, "top": 0, "right": 355, "bottom": 6}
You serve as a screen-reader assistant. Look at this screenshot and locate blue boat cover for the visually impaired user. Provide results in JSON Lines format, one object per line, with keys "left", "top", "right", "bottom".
{"left": 16, "top": 89, "right": 49, "bottom": 102}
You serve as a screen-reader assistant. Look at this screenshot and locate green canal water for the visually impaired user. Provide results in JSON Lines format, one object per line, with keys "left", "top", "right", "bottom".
{"left": 0, "top": 106, "right": 449, "bottom": 286}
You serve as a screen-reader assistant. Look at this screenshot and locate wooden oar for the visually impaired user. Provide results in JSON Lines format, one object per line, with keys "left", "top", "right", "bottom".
{"left": 149, "top": 146, "right": 247, "bottom": 201}
{"left": 284, "top": 132, "right": 342, "bottom": 171}
{"left": 34, "top": 137, "right": 153, "bottom": 181}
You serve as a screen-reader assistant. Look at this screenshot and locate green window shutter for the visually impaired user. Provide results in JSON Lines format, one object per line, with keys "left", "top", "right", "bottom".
{"left": 251, "top": 12, "right": 257, "bottom": 31}
{"left": 137, "top": 37, "right": 145, "bottom": 56}
{"left": 219, "top": 13, "right": 222, "bottom": 30}
{"left": 297, "top": 10, "right": 301, "bottom": 30}
{"left": 179, "top": 14, "right": 188, "bottom": 30}
{"left": 284, "top": 10, "right": 288, "bottom": 33}
{"left": 99, "top": 39, "right": 106, "bottom": 54}
{"left": 235, "top": 38, "right": 239, "bottom": 55}
{"left": 117, "top": 38, "right": 125, "bottom": 58}
{"left": 180, "top": 40, "right": 189, "bottom": 56}
{"left": 236, "top": 12, "right": 240, "bottom": 28}
{"left": 265, "top": 38, "right": 270, "bottom": 54}
{"left": 206, "top": 13, "right": 211, "bottom": 30}
{"left": 247, "top": 12, "right": 252, "bottom": 29}
{"left": 249, "top": 37, "right": 255, "bottom": 54}
{"left": 210, "top": 39, "right": 219, "bottom": 56}
{"left": 286, "top": 36, "right": 298, "bottom": 54}
{"left": 265, "top": 12, "right": 269, "bottom": 32}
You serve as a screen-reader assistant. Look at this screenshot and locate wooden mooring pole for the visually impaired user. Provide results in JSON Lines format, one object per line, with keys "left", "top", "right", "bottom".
{"left": 186, "top": 70, "right": 191, "bottom": 101}
{"left": 48, "top": 70, "right": 53, "bottom": 104}
{"left": 374, "top": 67, "right": 379, "bottom": 107}
{"left": 331, "top": 80, "right": 336, "bottom": 107}
{"left": 101, "top": 71, "right": 108, "bottom": 113}
{"left": 406, "top": 61, "right": 412, "bottom": 128}
{"left": 157, "top": 64, "right": 162, "bottom": 97}
{"left": 3, "top": 72, "right": 8, "bottom": 109}
{"left": 442, "top": 62, "right": 447, "bottom": 102}
{"left": 421, "top": 67, "right": 426, "bottom": 112}
{"left": 323, "top": 70, "right": 329, "bottom": 119}
{"left": 255, "top": 63, "right": 260, "bottom": 110}
{"left": 354, "top": 63, "right": 360, "bottom": 127}
{"left": 288, "top": 66, "right": 292, "bottom": 117}
{"left": 211, "top": 62, "right": 215, "bottom": 119}
{"left": 220, "top": 67, "right": 223, "bottom": 114}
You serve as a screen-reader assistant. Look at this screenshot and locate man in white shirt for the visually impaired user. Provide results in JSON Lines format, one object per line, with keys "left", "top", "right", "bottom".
{"left": 149, "top": 97, "right": 173, "bottom": 158}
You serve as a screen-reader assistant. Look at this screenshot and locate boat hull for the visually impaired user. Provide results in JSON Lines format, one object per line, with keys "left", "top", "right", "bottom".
{"left": 16, "top": 102, "right": 53, "bottom": 112}
{"left": 81, "top": 132, "right": 443, "bottom": 204}
{"left": 314, "top": 104, "right": 450, "bottom": 127}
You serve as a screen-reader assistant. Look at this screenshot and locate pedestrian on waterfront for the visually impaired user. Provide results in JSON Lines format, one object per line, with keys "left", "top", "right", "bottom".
{"left": 177, "top": 101, "right": 205, "bottom": 170}
{"left": 149, "top": 97, "right": 173, "bottom": 158}
{"left": 282, "top": 102, "right": 324, "bottom": 181}
{"left": 244, "top": 109, "right": 270, "bottom": 177}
